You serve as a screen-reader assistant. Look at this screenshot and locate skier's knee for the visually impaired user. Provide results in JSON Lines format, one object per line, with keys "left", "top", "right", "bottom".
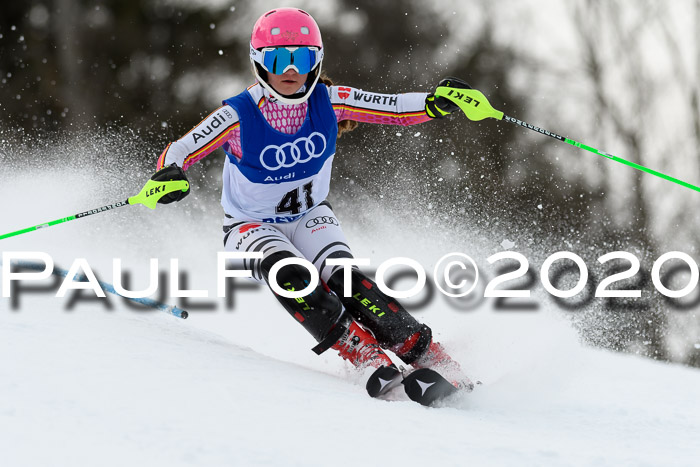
{"left": 261, "top": 251, "right": 347, "bottom": 346}
{"left": 261, "top": 250, "right": 313, "bottom": 292}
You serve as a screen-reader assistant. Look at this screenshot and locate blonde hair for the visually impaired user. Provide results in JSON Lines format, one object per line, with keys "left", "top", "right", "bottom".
{"left": 318, "top": 73, "right": 358, "bottom": 138}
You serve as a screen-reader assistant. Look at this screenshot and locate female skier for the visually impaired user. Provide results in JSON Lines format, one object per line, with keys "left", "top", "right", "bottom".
{"left": 150, "top": 7, "right": 472, "bottom": 396}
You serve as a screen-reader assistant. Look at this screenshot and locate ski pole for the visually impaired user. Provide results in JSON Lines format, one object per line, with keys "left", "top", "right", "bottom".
{"left": 6, "top": 260, "right": 188, "bottom": 319}
{"left": 434, "top": 84, "right": 700, "bottom": 193}
{"left": 0, "top": 178, "right": 189, "bottom": 240}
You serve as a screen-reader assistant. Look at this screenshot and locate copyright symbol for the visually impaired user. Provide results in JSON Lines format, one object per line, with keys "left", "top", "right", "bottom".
{"left": 433, "top": 253, "right": 479, "bottom": 297}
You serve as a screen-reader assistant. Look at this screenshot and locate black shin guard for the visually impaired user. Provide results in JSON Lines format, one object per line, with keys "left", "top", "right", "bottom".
{"left": 261, "top": 251, "right": 348, "bottom": 353}
{"left": 327, "top": 268, "right": 432, "bottom": 365}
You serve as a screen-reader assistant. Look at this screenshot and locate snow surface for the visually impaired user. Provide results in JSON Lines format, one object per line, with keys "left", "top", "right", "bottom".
{"left": 2, "top": 163, "right": 700, "bottom": 467}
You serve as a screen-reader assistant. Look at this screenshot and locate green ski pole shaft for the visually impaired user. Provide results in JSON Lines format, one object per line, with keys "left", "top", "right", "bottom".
{"left": 501, "top": 114, "right": 700, "bottom": 193}
{"left": 0, "top": 178, "right": 189, "bottom": 241}
{"left": 0, "top": 200, "right": 130, "bottom": 240}
{"left": 8, "top": 260, "right": 188, "bottom": 319}
{"left": 434, "top": 86, "right": 700, "bottom": 194}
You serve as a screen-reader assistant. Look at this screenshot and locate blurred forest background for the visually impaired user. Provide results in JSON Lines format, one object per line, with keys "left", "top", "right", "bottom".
{"left": 1, "top": 0, "right": 700, "bottom": 366}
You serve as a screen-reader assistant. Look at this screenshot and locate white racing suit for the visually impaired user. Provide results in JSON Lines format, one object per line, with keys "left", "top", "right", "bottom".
{"left": 158, "top": 81, "right": 452, "bottom": 370}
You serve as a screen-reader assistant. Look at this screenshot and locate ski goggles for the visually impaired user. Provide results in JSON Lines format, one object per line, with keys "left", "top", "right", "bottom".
{"left": 250, "top": 45, "right": 323, "bottom": 75}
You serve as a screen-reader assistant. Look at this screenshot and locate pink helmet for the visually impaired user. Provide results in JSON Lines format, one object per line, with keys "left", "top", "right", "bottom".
{"left": 251, "top": 7, "right": 323, "bottom": 49}
{"left": 250, "top": 8, "right": 324, "bottom": 104}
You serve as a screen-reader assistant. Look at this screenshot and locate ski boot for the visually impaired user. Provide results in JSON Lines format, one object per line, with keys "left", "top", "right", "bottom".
{"left": 410, "top": 340, "right": 474, "bottom": 391}
{"left": 331, "top": 321, "right": 405, "bottom": 398}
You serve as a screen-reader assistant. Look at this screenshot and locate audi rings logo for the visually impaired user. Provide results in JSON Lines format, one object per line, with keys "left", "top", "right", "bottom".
{"left": 305, "top": 216, "right": 339, "bottom": 228}
{"left": 259, "top": 132, "right": 327, "bottom": 171}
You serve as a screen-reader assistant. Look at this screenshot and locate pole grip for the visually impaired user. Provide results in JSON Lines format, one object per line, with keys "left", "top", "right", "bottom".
{"left": 434, "top": 87, "right": 504, "bottom": 121}
{"left": 128, "top": 179, "right": 190, "bottom": 209}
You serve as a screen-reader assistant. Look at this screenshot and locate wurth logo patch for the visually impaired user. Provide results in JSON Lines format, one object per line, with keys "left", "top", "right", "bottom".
{"left": 239, "top": 223, "right": 262, "bottom": 234}
{"left": 352, "top": 91, "right": 397, "bottom": 106}
{"left": 234, "top": 225, "right": 275, "bottom": 249}
{"left": 337, "top": 87, "right": 351, "bottom": 100}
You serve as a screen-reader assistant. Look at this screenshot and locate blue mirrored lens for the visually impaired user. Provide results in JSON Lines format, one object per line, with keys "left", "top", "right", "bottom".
{"left": 263, "top": 47, "right": 317, "bottom": 74}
